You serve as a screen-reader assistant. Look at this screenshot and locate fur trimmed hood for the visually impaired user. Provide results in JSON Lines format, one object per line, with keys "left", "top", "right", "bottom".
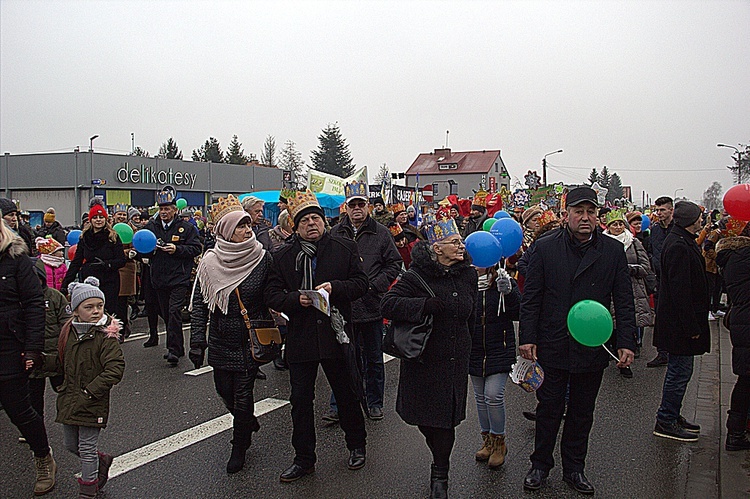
{"left": 716, "top": 236, "right": 750, "bottom": 253}
{"left": 410, "top": 240, "right": 474, "bottom": 278}
{"left": 2, "top": 236, "right": 28, "bottom": 258}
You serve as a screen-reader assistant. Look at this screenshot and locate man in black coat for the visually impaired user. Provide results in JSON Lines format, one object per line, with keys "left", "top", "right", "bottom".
{"left": 265, "top": 192, "right": 369, "bottom": 482}
{"left": 652, "top": 200, "right": 709, "bottom": 443}
{"left": 519, "top": 187, "right": 636, "bottom": 495}
{"left": 0, "top": 198, "right": 35, "bottom": 254}
{"left": 646, "top": 195, "right": 674, "bottom": 367}
{"left": 330, "top": 185, "right": 402, "bottom": 420}
{"left": 142, "top": 190, "right": 202, "bottom": 365}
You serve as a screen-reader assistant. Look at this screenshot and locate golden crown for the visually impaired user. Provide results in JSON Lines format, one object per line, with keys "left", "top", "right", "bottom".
{"left": 472, "top": 189, "right": 488, "bottom": 207}
{"left": 537, "top": 210, "right": 559, "bottom": 228}
{"left": 391, "top": 202, "right": 406, "bottom": 214}
{"left": 425, "top": 215, "right": 460, "bottom": 244}
{"left": 287, "top": 190, "right": 321, "bottom": 220}
{"left": 389, "top": 222, "right": 404, "bottom": 237}
{"left": 209, "top": 194, "right": 243, "bottom": 223}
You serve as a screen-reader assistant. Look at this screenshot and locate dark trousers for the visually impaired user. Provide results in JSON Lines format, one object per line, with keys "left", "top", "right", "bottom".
{"left": 531, "top": 366, "right": 604, "bottom": 474}
{"left": 358, "top": 321, "right": 385, "bottom": 410}
{"left": 142, "top": 266, "right": 161, "bottom": 337}
{"left": 705, "top": 272, "right": 723, "bottom": 313}
{"left": 418, "top": 425, "right": 455, "bottom": 469}
{"left": 214, "top": 368, "right": 261, "bottom": 444}
{"left": 727, "top": 375, "right": 750, "bottom": 431}
{"left": 28, "top": 375, "right": 64, "bottom": 420}
{"left": 289, "top": 358, "right": 366, "bottom": 468}
{"left": 117, "top": 295, "right": 130, "bottom": 332}
{"left": 0, "top": 375, "right": 50, "bottom": 457}
{"left": 653, "top": 279, "right": 668, "bottom": 356}
{"left": 155, "top": 285, "right": 188, "bottom": 357}
{"left": 656, "top": 354, "right": 694, "bottom": 423}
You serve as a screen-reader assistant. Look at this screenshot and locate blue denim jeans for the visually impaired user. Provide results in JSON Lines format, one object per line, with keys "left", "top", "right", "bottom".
{"left": 657, "top": 354, "right": 694, "bottom": 423}
{"left": 63, "top": 424, "right": 101, "bottom": 482}
{"left": 470, "top": 373, "right": 508, "bottom": 435}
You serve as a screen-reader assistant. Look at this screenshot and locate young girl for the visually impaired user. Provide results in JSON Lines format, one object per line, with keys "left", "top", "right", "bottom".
{"left": 57, "top": 277, "right": 125, "bottom": 498}
{"left": 36, "top": 236, "right": 67, "bottom": 291}
{"left": 470, "top": 264, "right": 520, "bottom": 469}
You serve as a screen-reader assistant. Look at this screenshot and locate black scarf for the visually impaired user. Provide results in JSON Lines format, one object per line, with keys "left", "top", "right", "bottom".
{"left": 296, "top": 238, "right": 317, "bottom": 290}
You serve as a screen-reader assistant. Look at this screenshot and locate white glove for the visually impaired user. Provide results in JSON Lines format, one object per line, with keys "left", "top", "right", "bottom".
{"left": 496, "top": 269, "right": 512, "bottom": 295}
{"left": 128, "top": 249, "right": 137, "bottom": 259}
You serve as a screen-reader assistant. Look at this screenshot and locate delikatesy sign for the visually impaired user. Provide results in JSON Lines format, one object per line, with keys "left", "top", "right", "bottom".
{"left": 116, "top": 162, "right": 198, "bottom": 189}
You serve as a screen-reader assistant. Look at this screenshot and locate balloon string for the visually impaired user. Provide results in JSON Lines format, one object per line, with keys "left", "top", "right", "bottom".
{"left": 602, "top": 344, "right": 620, "bottom": 362}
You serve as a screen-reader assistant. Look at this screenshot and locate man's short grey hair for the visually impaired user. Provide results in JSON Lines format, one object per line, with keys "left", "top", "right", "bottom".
{"left": 242, "top": 196, "right": 264, "bottom": 212}
{"left": 278, "top": 209, "right": 292, "bottom": 230}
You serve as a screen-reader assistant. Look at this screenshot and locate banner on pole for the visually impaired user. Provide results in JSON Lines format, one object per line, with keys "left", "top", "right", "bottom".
{"left": 308, "top": 166, "right": 368, "bottom": 195}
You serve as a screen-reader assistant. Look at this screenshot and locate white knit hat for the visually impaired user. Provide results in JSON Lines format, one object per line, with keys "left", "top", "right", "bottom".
{"left": 68, "top": 276, "right": 106, "bottom": 311}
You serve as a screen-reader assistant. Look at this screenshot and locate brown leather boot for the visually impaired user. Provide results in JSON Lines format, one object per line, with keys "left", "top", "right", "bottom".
{"left": 475, "top": 432, "right": 492, "bottom": 462}
{"left": 77, "top": 478, "right": 98, "bottom": 499}
{"left": 488, "top": 434, "right": 507, "bottom": 469}
{"left": 33, "top": 449, "right": 57, "bottom": 496}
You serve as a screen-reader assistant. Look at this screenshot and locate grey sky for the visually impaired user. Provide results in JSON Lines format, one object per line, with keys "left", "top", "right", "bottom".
{"left": 1, "top": 0, "right": 748, "bottom": 203}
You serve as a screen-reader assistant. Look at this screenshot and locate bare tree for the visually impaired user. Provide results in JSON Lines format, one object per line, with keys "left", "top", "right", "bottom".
{"left": 701, "top": 181, "right": 723, "bottom": 211}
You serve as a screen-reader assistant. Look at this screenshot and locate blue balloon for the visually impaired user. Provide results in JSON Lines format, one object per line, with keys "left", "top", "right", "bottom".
{"left": 490, "top": 218, "right": 524, "bottom": 257}
{"left": 67, "top": 229, "right": 81, "bottom": 246}
{"left": 464, "top": 231, "right": 503, "bottom": 268}
{"left": 132, "top": 229, "right": 157, "bottom": 253}
{"left": 640, "top": 214, "right": 651, "bottom": 231}
{"left": 495, "top": 211, "right": 511, "bottom": 219}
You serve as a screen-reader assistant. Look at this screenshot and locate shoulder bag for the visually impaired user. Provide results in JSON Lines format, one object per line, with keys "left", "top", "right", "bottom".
{"left": 383, "top": 270, "right": 435, "bottom": 363}
{"left": 235, "top": 288, "right": 282, "bottom": 365}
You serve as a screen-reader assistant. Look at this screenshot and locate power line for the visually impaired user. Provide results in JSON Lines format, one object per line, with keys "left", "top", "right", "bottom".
{"left": 548, "top": 162, "right": 726, "bottom": 172}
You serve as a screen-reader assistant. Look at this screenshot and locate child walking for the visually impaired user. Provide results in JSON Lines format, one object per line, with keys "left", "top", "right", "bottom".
{"left": 57, "top": 277, "right": 125, "bottom": 498}
{"left": 35, "top": 236, "right": 67, "bottom": 291}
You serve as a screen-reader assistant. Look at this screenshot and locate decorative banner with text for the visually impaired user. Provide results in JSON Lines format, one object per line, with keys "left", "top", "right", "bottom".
{"left": 308, "top": 166, "right": 368, "bottom": 196}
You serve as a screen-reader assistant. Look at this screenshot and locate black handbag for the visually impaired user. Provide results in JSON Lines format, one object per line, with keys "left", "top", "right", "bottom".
{"left": 383, "top": 270, "right": 435, "bottom": 362}
{"left": 235, "top": 289, "right": 282, "bottom": 365}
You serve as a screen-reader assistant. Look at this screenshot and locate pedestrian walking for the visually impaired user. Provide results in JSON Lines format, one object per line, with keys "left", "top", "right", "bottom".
{"left": 57, "top": 277, "right": 125, "bottom": 498}
{"left": 265, "top": 190, "right": 369, "bottom": 483}
{"left": 189, "top": 195, "right": 273, "bottom": 473}
{"left": 646, "top": 196, "right": 674, "bottom": 368}
{"left": 381, "top": 215, "right": 477, "bottom": 499}
{"left": 653, "top": 201, "right": 709, "bottom": 443}
{"left": 0, "top": 212, "right": 57, "bottom": 496}
{"left": 519, "top": 187, "right": 636, "bottom": 495}
{"left": 112, "top": 204, "right": 138, "bottom": 340}
{"left": 35, "top": 236, "right": 67, "bottom": 291}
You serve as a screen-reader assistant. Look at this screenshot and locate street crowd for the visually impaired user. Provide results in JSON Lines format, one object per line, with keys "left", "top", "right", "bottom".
{"left": 0, "top": 180, "right": 749, "bottom": 498}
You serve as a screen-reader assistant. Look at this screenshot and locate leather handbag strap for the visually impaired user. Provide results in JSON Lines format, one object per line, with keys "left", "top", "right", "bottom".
{"left": 409, "top": 270, "right": 435, "bottom": 298}
{"left": 234, "top": 288, "right": 254, "bottom": 333}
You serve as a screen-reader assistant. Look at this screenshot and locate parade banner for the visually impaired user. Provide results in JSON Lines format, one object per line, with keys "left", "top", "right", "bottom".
{"left": 308, "top": 166, "right": 368, "bottom": 195}
{"left": 369, "top": 184, "right": 383, "bottom": 202}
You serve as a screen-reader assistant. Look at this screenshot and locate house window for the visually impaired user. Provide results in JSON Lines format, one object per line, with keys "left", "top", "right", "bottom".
{"left": 439, "top": 163, "right": 458, "bottom": 170}
{"left": 495, "top": 162, "right": 498, "bottom": 173}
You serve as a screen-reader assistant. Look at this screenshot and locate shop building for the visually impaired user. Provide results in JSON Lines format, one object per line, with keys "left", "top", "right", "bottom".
{"left": 1, "top": 151, "right": 282, "bottom": 226}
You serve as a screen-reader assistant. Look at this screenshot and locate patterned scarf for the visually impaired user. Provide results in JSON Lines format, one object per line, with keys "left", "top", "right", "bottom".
{"left": 296, "top": 238, "right": 318, "bottom": 290}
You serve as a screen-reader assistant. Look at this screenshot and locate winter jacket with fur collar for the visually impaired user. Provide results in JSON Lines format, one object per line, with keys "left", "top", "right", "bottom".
{"left": 716, "top": 236, "right": 750, "bottom": 376}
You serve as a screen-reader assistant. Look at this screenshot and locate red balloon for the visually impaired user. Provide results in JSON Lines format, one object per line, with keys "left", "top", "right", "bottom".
{"left": 68, "top": 244, "right": 77, "bottom": 260}
{"left": 723, "top": 184, "right": 750, "bottom": 221}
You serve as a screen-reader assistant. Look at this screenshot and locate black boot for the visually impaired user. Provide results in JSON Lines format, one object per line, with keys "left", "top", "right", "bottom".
{"left": 726, "top": 410, "right": 750, "bottom": 451}
{"left": 226, "top": 425, "right": 252, "bottom": 474}
{"left": 429, "top": 464, "right": 448, "bottom": 499}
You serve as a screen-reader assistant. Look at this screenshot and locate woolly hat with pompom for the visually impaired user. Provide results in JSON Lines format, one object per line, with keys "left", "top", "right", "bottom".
{"left": 43, "top": 207, "right": 56, "bottom": 223}
{"left": 88, "top": 198, "right": 107, "bottom": 220}
{"left": 68, "top": 276, "right": 106, "bottom": 311}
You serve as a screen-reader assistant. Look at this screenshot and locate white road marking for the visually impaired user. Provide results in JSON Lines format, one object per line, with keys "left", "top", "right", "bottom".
{"left": 184, "top": 365, "right": 214, "bottom": 376}
{"left": 109, "top": 397, "right": 289, "bottom": 479}
{"left": 123, "top": 325, "right": 190, "bottom": 343}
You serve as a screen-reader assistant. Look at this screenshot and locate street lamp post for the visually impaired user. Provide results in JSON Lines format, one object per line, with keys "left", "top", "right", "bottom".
{"left": 674, "top": 188, "right": 684, "bottom": 199}
{"left": 542, "top": 149, "right": 563, "bottom": 186}
{"left": 717, "top": 143, "right": 744, "bottom": 184}
{"left": 89, "top": 134, "right": 99, "bottom": 152}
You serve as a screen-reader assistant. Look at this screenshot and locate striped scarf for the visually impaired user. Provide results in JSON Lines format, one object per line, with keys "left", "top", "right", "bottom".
{"left": 296, "top": 239, "right": 317, "bottom": 290}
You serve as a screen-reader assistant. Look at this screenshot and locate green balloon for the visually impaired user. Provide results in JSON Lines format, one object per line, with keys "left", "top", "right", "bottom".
{"left": 113, "top": 223, "right": 134, "bottom": 244}
{"left": 566, "top": 300, "right": 613, "bottom": 347}
{"left": 482, "top": 218, "right": 498, "bottom": 231}
{"left": 176, "top": 198, "right": 188, "bottom": 210}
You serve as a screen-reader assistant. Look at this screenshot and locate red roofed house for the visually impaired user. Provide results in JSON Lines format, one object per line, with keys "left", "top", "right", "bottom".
{"left": 405, "top": 148, "right": 510, "bottom": 200}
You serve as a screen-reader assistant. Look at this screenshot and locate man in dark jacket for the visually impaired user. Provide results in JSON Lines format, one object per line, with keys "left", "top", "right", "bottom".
{"left": 646, "top": 196, "right": 674, "bottom": 367}
{"left": 330, "top": 183, "right": 402, "bottom": 420}
{"left": 0, "top": 198, "right": 35, "bottom": 254}
{"left": 36, "top": 209, "right": 67, "bottom": 246}
{"left": 461, "top": 192, "right": 488, "bottom": 238}
{"left": 142, "top": 190, "right": 202, "bottom": 365}
{"left": 653, "top": 201, "right": 709, "bottom": 442}
{"left": 519, "top": 187, "right": 636, "bottom": 495}
{"left": 266, "top": 191, "right": 369, "bottom": 483}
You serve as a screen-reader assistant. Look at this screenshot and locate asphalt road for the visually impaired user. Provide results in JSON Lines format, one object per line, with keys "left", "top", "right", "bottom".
{"left": 1, "top": 321, "right": 702, "bottom": 498}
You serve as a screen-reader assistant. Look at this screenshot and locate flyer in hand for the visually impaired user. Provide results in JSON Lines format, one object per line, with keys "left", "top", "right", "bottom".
{"left": 300, "top": 288, "right": 330, "bottom": 316}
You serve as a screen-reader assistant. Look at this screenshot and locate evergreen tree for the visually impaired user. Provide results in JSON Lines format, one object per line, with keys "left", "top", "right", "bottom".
{"left": 588, "top": 168, "right": 599, "bottom": 186}
{"left": 725, "top": 143, "right": 749, "bottom": 184}
{"left": 225, "top": 135, "right": 249, "bottom": 164}
{"left": 374, "top": 163, "right": 390, "bottom": 187}
{"left": 608, "top": 173, "right": 624, "bottom": 202}
{"left": 261, "top": 135, "right": 277, "bottom": 167}
{"left": 310, "top": 123, "right": 355, "bottom": 177}
{"left": 598, "top": 166, "right": 611, "bottom": 190}
{"left": 192, "top": 137, "right": 223, "bottom": 163}
{"left": 702, "top": 181, "right": 723, "bottom": 211}
{"left": 132, "top": 147, "right": 150, "bottom": 157}
{"left": 278, "top": 139, "right": 307, "bottom": 190}
{"left": 157, "top": 137, "right": 183, "bottom": 159}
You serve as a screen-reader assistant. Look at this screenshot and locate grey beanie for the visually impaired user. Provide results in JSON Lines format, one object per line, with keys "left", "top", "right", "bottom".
{"left": 128, "top": 207, "right": 140, "bottom": 220}
{"left": 673, "top": 201, "right": 702, "bottom": 228}
{"left": 68, "top": 276, "right": 106, "bottom": 311}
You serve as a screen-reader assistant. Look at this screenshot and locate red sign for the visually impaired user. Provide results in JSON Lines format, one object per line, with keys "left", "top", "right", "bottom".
{"left": 421, "top": 185, "right": 433, "bottom": 203}
{"left": 489, "top": 177, "right": 497, "bottom": 193}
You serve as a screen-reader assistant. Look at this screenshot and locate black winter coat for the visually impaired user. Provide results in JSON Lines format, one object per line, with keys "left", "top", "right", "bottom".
{"left": 143, "top": 217, "right": 202, "bottom": 289}
{"left": 469, "top": 279, "right": 520, "bottom": 377}
{"left": 649, "top": 220, "right": 673, "bottom": 277}
{"left": 331, "top": 216, "right": 402, "bottom": 323}
{"left": 0, "top": 238, "right": 44, "bottom": 381}
{"left": 381, "top": 242, "right": 477, "bottom": 429}
{"left": 519, "top": 228, "right": 637, "bottom": 373}
{"left": 265, "top": 232, "right": 368, "bottom": 364}
{"left": 190, "top": 252, "right": 273, "bottom": 372}
{"left": 716, "top": 236, "right": 750, "bottom": 376}
{"left": 17, "top": 223, "right": 36, "bottom": 255}
{"left": 36, "top": 221, "right": 67, "bottom": 246}
{"left": 62, "top": 228, "right": 125, "bottom": 314}
{"left": 653, "top": 225, "right": 710, "bottom": 356}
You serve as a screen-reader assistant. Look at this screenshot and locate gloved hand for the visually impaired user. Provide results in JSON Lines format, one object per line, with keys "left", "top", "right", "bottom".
{"left": 128, "top": 249, "right": 137, "bottom": 259}
{"left": 188, "top": 347, "right": 205, "bottom": 369}
{"left": 628, "top": 264, "right": 641, "bottom": 276}
{"left": 423, "top": 297, "right": 445, "bottom": 316}
{"left": 23, "top": 351, "right": 43, "bottom": 371}
{"left": 496, "top": 269, "right": 512, "bottom": 295}
{"left": 88, "top": 257, "right": 108, "bottom": 270}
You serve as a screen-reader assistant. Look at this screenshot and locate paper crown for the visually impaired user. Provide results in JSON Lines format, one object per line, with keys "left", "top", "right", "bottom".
{"left": 604, "top": 209, "right": 627, "bottom": 226}
{"left": 339, "top": 202, "right": 347, "bottom": 215}
{"left": 472, "top": 189, "right": 488, "bottom": 207}
{"left": 425, "top": 215, "right": 460, "bottom": 244}
{"left": 112, "top": 203, "right": 129, "bottom": 214}
{"left": 391, "top": 202, "right": 406, "bottom": 214}
{"left": 209, "top": 194, "right": 243, "bottom": 223}
{"left": 156, "top": 189, "right": 175, "bottom": 206}
{"left": 537, "top": 210, "right": 559, "bottom": 229}
{"left": 279, "top": 188, "right": 295, "bottom": 203}
{"left": 35, "top": 236, "right": 63, "bottom": 255}
{"left": 287, "top": 190, "right": 322, "bottom": 221}
{"left": 389, "top": 222, "right": 404, "bottom": 238}
{"left": 344, "top": 180, "right": 368, "bottom": 202}
{"left": 723, "top": 218, "right": 748, "bottom": 237}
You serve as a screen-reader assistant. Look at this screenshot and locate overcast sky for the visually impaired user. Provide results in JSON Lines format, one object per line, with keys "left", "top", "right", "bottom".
{"left": 1, "top": 0, "right": 748, "bottom": 203}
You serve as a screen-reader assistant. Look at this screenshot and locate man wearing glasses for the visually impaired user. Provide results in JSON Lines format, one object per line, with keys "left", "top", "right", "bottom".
{"left": 330, "top": 181, "right": 402, "bottom": 422}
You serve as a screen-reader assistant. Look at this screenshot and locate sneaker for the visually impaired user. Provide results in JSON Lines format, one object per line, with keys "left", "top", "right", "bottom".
{"left": 647, "top": 352, "right": 669, "bottom": 368}
{"left": 321, "top": 410, "right": 339, "bottom": 424}
{"left": 677, "top": 415, "right": 700, "bottom": 433}
{"left": 368, "top": 407, "right": 384, "bottom": 420}
{"left": 653, "top": 420, "right": 699, "bottom": 442}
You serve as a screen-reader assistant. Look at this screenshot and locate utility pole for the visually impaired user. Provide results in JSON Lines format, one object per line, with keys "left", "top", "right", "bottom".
{"left": 542, "top": 149, "right": 563, "bottom": 186}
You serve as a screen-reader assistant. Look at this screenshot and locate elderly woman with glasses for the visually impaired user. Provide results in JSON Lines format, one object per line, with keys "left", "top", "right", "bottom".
{"left": 381, "top": 216, "right": 477, "bottom": 499}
